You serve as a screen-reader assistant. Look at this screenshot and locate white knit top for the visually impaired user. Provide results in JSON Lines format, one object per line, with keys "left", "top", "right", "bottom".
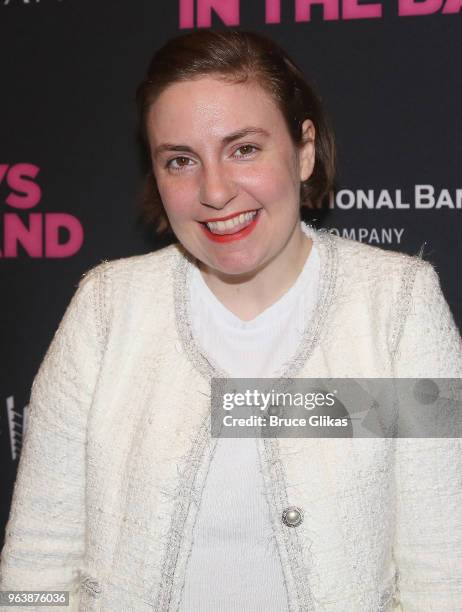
{"left": 179, "top": 240, "right": 320, "bottom": 611}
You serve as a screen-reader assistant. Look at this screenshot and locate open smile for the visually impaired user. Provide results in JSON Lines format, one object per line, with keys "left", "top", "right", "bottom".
{"left": 199, "top": 209, "right": 262, "bottom": 243}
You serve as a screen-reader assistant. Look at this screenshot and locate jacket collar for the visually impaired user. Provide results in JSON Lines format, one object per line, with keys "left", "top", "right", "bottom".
{"left": 172, "top": 222, "right": 339, "bottom": 383}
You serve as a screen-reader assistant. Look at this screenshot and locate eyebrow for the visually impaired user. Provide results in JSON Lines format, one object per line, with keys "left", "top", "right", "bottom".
{"left": 153, "top": 127, "right": 270, "bottom": 157}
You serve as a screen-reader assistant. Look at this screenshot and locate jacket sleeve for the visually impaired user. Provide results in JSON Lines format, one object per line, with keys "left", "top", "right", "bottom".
{"left": 392, "top": 260, "right": 462, "bottom": 611}
{"left": 0, "top": 264, "right": 106, "bottom": 611}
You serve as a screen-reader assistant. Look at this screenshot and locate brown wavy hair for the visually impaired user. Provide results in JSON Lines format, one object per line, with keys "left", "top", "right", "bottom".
{"left": 135, "top": 30, "right": 336, "bottom": 237}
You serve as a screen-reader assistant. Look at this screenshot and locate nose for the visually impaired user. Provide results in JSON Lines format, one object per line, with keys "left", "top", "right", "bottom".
{"left": 199, "top": 163, "right": 237, "bottom": 210}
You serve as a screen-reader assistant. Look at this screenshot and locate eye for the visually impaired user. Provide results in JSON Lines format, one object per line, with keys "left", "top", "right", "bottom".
{"left": 233, "top": 144, "right": 259, "bottom": 159}
{"left": 166, "top": 156, "right": 194, "bottom": 171}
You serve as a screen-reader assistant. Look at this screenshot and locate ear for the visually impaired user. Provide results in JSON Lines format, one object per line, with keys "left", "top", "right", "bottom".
{"left": 299, "top": 119, "right": 315, "bottom": 182}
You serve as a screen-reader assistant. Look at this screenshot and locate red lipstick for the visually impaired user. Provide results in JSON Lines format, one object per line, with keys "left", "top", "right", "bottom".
{"left": 201, "top": 209, "right": 258, "bottom": 223}
{"left": 199, "top": 209, "right": 261, "bottom": 243}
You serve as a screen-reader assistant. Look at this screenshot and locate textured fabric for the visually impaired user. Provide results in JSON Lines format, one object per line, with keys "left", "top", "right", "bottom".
{"left": 188, "top": 239, "right": 320, "bottom": 377}
{"left": 0, "top": 225, "right": 461, "bottom": 612}
{"left": 179, "top": 240, "right": 319, "bottom": 611}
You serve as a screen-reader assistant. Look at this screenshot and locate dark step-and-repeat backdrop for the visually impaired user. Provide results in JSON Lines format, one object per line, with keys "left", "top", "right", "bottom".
{"left": 1, "top": 0, "right": 461, "bottom": 549}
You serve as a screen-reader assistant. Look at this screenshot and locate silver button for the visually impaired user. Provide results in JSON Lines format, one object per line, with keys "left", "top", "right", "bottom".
{"left": 282, "top": 506, "right": 303, "bottom": 528}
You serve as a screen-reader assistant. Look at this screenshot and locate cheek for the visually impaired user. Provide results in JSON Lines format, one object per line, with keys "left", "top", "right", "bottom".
{"left": 156, "top": 175, "right": 197, "bottom": 220}
{"left": 237, "top": 159, "right": 299, "bottom": 205}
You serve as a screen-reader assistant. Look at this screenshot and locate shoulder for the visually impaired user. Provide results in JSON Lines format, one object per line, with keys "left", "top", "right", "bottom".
{"left": 320, "top": 227, "right": 425, "bottom": 274}
{"left": 72, "top": 243, "right": 186, "bottom": 332}
{"left": 313, "top": 228, "right": 457, "bottom": 363}
{"left": 78, "top": 242, "right": 182, "bottom": 294}
{"left": 310, "top": 226, "right": 443, "bottom": 340}
{"left": 311, "top": 226, "right": 433, "bottom": 296}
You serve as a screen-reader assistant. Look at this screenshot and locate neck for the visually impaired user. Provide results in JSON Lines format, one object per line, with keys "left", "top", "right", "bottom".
{"left": 197, "top": 223, "right": 312, "bottom": 322}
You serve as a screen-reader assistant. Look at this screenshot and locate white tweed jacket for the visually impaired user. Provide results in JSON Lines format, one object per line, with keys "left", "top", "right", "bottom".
{"left": 1, "top": 225, "right": 462, "bottom": 612}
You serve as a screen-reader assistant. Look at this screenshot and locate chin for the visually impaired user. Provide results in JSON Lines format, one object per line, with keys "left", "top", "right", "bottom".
{"left": 208, "top": 254, "right": 266, "bottom": 278}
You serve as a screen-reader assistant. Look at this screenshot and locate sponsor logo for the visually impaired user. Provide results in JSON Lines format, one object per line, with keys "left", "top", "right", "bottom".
{"left": 0, "top": 163, "right": 84, "bottom": 258}
{"left": 179, "top": 0, "right": 462, "bottom": 29}
{"left": 329, "top": 227, "right": 405, "bottom": 245}
{"left": 326, "top": 186, "right": 462, "bottom": 210}
{"left": 4, "top": 396, "right": 28, "bottom": 461}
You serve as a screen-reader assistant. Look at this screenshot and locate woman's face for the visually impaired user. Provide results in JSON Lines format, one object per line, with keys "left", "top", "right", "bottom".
{"left": 146, "top": 76, "right": 315, "bottom": 278}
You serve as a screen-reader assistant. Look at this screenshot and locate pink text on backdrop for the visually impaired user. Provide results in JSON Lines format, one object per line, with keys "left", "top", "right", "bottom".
{"left": 179, "top": 0, "right": 461, "bottom": 27}
{"left": 0, "top": 163, "right": 84, "bottom": 258}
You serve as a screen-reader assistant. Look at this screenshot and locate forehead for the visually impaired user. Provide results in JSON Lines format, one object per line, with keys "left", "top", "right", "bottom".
{"left": 146, "top": 76, "right": 286, "bottom": 144}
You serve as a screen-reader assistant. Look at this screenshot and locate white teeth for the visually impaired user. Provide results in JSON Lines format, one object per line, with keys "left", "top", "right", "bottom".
{"left": 206, "top": 211, "right": 257, "bottom": 233}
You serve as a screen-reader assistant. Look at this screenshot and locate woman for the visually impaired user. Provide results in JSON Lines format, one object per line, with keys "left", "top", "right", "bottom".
{"left": 1, "top": 30, "right": 461, "bottom": 611}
